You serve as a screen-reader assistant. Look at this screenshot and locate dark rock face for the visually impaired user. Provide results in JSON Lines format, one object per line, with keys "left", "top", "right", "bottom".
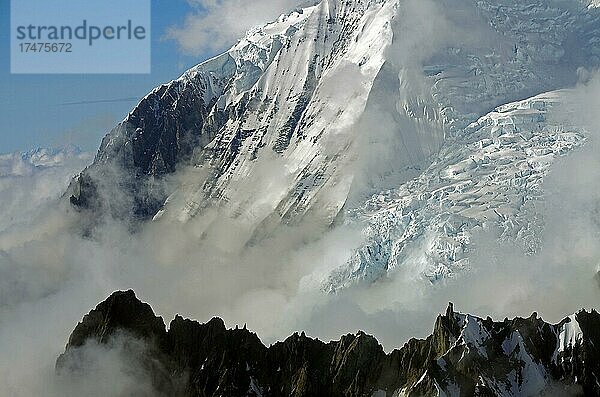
{"left": 68, "top": 73, "right": 227, "bottom": 222}
{"left": 61, "top": 290, "right": 165, "bottom": 349}
{"left": 57, "top": 292, "right": 600, "bottom": 396}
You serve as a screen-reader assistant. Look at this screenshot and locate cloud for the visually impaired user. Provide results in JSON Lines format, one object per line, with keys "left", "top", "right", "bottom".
{"left": 0, "top": 150, "right": 364, "bottom": 395}
{"left": 2, "top": 4, "right": 600, "bottom": 396}
{"left": 0, "top": 148, "right": 92, "bottom": 234}
{"left": 166, "top": 0, "right": 303, "bottom": 55}
{"left": 55, "top": 332, "right": 165, "bottom": 397}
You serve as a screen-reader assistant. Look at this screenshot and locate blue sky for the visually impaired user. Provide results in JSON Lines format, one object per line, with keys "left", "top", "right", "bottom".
{"left": 0, "top": 0, "right": 216, "bottom": 153}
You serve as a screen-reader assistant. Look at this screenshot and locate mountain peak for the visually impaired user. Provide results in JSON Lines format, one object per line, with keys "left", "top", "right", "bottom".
{"left": 66, "top": 0, "right": 600, "bottom": 287}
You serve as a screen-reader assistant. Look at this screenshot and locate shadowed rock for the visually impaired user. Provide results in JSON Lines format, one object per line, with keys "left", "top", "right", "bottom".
{"left": 57, "top": 291, "right": 600, "bottom": 396}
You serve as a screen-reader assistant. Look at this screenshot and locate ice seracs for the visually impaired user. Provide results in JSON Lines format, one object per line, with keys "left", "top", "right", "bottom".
{"left": 325, "top": 90, "right": 589, "bottom": 291}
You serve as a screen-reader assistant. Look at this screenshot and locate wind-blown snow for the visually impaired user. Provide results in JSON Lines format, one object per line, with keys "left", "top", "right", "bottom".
{"left": 553, "top": 314, "right": 584, "bottom": 363}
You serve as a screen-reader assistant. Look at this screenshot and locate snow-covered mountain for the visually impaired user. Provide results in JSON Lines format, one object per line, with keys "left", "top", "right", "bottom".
{"left": 69, "top": 0, "right": 600, "bottom": 285}
{"left": 0, "top": 146, "right": 87, "bottom": 176}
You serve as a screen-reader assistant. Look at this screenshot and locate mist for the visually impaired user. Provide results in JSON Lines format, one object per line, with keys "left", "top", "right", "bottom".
{"left": 2, "top": 2, "right": 600, "bottom": 397}
{"left": 166, "top": 0, "right": 304, "bottom": 55}
{"left": 2, "top": 84, "right": 599, "bottom": 397}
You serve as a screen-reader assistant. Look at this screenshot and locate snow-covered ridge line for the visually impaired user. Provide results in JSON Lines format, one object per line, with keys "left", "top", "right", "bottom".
{"left": 133, "top": 3, "right": 321, "bottom": 113}
{"left": 0, "top": 146, "right": 93, "bottom": 234}
{"left": 427, "top": 305, "right": 598, "bottom": 396}
{"left": 0, "top": 146, "right": 91, "bottom": 176}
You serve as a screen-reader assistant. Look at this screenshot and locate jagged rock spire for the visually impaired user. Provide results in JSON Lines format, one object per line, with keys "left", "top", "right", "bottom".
{"left": 57, "top": 291, "right": 600, "bottom": 396}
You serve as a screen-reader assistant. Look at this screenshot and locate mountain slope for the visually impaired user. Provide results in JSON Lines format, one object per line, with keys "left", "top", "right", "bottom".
{"left": 72, "top": 0, "right": 600, "bottom": 229}
{"left": 69, "top": 0, "right": 397, "bottom": 227}
{"left": 67, "top": 0, "right": 600, "bottom": 281}
{"left": 57, "top": 290, "right": 600, "bottom": 396}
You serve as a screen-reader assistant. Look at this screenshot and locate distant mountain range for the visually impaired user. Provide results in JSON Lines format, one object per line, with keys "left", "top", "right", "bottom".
{"left": 0, "top": 146, "right": 91, "bottom": 232}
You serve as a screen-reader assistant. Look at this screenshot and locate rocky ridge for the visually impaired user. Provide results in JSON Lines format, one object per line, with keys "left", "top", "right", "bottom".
{"left": 57, "top": 290, "right": 600, "bottom": 396}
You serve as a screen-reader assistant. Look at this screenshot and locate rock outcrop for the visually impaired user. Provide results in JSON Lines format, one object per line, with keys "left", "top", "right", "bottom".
{"left": 57, "top": 291, "right": 600, "bottom": 396}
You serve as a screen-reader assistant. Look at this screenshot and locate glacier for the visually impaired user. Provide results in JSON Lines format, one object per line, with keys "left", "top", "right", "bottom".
{"left": 326, "top": 90, "right": 590, "bottom": 291}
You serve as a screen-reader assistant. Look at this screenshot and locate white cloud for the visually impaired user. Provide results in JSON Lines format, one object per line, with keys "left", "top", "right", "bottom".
{"left": 166, "top": 0, "right": 303, "bottom": 55}
{"left": 2, "top": 4, "right": 600, "bottom": 395}
{"left": 0, "top": 148, "right": 92, "bottom": 234}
